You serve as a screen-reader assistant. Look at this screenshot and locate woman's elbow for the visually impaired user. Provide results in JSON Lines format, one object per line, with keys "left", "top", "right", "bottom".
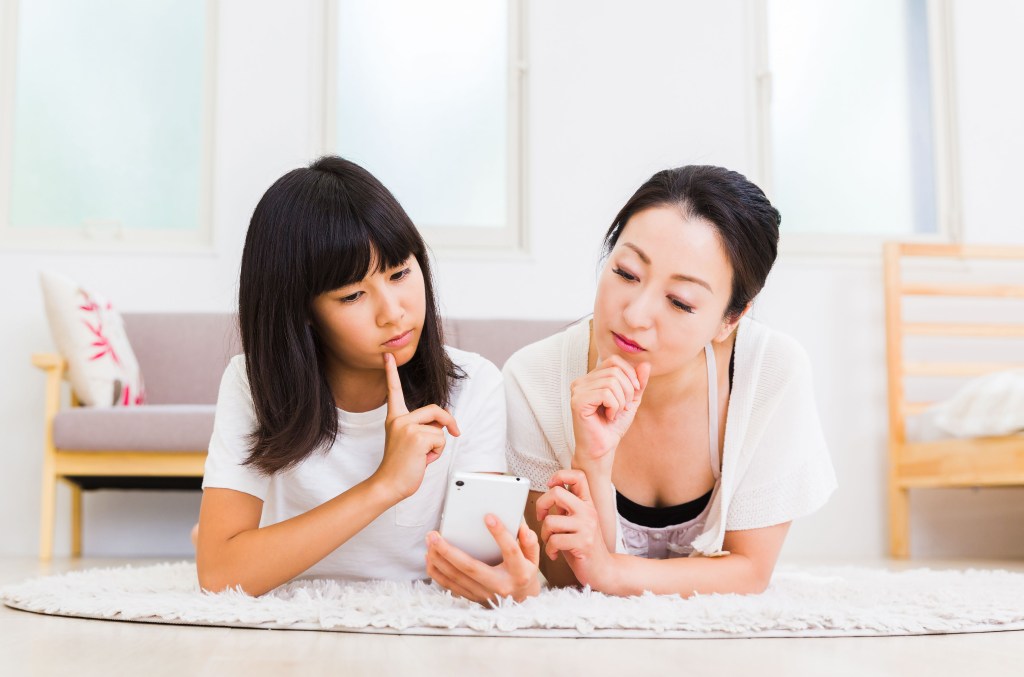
{"left": 743, "top": 575, "right": 772, "bottom": 595}
{"left": 736, "top": 560, "right": 775, "bottom": 595}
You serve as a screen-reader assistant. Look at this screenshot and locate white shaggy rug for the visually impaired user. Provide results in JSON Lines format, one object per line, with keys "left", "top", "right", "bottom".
{"left": 4, "top": 562, "right": 1024, "bottom": 638}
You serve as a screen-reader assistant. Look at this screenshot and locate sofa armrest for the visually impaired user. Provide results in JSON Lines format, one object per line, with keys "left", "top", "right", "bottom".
{"left": 32, "top": 352, "right": 66, "bottom": 372}
{"left": 32, "top": 353, "right": 67, "bottom": 424}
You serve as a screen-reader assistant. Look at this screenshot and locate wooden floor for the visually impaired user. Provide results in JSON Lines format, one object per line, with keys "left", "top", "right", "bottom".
{"left": 1, "top": 556, "right": 1023, "bottom": 677}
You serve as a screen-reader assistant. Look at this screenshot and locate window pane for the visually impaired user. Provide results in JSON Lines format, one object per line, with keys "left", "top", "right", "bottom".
{"left": 767, "top": 0, "right": 936, "bottom": 235}
{"left": 335, "top": 0, "right": 508, "bottom": 230}
{"left": 9, "top": 0, "right": 206, "bottom": 231}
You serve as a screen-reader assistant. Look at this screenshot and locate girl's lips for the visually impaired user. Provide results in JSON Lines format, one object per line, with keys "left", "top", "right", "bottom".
{"left": 383, "top": 330, "right": 414, "bottom": 348}
{"left": 612, "top": 332, "right": 645, "bottom": 353}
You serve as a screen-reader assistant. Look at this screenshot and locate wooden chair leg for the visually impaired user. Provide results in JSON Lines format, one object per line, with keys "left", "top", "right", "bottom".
{"left": 39, "top": 471, "right": 57, "bottom": 560}
{"left": 889, "top": 485, "right": 910, "bottom": 559}
{"left": 70, "top": 483, "right": 83, "bottom": 557}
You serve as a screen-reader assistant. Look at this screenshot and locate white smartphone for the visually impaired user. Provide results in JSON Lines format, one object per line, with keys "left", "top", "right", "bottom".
{"left": 439, "top": 472, "right": 531, "bottom": 566}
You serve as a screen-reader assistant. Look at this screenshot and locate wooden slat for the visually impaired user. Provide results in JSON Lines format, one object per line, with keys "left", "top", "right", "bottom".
{"left": 903, "top": 361, "right": 1024, "bottom": 377}
{"left": 893, "top": 436, "right": 1024, "bottom": 488}
{"left": 904, "top": 322, "right": 1024, "bottom": 337}
{"left": 54, "top": 451, "right": 207, "bottom": 476}
{"left": 900, "top": 283, "right": 1024, "bottom": 298}
{"left": 31, "top": 352, "right": 66, "bottom": 371}
{"left": 903, "top": 402, "right": 933, "bottom": 416}
{"left": 896, "top": 243, "right": 1024, "bottom": 259}
{"left": 883, "top": 243, "right": 908, "bottom": 445}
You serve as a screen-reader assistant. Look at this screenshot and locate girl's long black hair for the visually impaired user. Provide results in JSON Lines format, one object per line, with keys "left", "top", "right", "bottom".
{"left": 238, "top": 156, "right": 463, "bottom": 475}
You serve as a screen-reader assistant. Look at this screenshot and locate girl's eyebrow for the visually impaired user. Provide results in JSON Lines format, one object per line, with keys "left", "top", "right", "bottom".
{"left": 621, "top": 242, "right": 713, "bottom": 292}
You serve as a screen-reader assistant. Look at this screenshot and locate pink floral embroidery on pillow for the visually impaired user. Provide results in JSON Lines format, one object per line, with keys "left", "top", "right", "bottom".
{"left": 80, "top": 296, "right": 123, "bottom": 366}
{"left": 120, "top": 383, "right": 146, "bottom": 406}
{"left": 77, "top": 290, "right": 146, "bottom": 406}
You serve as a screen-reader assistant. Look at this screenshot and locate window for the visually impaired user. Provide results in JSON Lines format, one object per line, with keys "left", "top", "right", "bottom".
{"left": 0, "top": 0, "right": 216, "bottom": 251}
{"left": 757, "top": 0, "right": 959, "bottom": 250}
{"left": 326, "top": 0, "right": 525, "bottom": 251}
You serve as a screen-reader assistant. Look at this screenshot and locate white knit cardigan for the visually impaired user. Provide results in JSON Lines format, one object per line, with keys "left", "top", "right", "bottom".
{"left": 504, "top": 317, "right": 837, "bottom": 557}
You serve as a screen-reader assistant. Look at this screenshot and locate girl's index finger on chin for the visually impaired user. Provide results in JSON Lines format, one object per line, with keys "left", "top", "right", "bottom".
{"left": 383, "top": 352, "right": 409, "bottom": 418}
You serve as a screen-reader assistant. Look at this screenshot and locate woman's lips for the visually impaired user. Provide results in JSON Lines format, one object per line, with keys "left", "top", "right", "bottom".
{"left": 612, "top": 331, "right": 645, "bottom": 353}
{"left": 383, "top": 330, "right": 414, "bottom": 349}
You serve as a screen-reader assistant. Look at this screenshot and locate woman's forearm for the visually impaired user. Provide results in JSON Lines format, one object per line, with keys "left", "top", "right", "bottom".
{"left": 572, "top": 459, "right": 618, "bottom": 552}
{"left": 598, "top": 552, "right": 771, "bottom": 598}
{"left": 592, "top": 523, "right": 791, "bottom": 597}
{"left": 197, "top": 479, "right": 396, "bottom": 596}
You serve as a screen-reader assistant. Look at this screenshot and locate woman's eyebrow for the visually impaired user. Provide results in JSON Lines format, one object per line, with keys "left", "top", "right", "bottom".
{"left": 621, "top": 242, "right": 713, "bottom": 292}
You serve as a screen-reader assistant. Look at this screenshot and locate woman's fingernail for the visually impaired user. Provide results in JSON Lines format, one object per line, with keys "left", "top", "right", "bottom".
{"left": 485, "top": 514, "right": 497, "bottom": 527}
{"left": 426, "top": 532, "right": 438, "bottom": 545}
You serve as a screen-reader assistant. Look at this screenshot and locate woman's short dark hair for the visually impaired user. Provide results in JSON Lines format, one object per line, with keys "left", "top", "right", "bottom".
{"left": 238, "top": 155, "right": 462, "bottom": 475}
{"left": 602, "top": 165, "right": 781, "bottom": 320}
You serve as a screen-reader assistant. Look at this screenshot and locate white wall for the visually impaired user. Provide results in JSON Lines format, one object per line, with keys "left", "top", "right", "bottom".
{"left": 1, "top": 0, "right": 1022, "bottom": 560}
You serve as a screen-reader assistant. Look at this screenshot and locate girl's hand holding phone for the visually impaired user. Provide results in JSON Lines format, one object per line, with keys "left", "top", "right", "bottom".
{"left": 373, "top": 353, "right": 460, "bottom": 504}
{"left": 536, "top": 469, "right": 617, "bottom": 589}
{"left": 570, "top": 357, "right": 650, "bottom": 473}
{"left": 425, "top": 516, "right": 541, "bottom": 604}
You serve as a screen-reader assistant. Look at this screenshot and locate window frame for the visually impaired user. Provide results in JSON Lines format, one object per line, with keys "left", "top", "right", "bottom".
{"left": 321, "top": 0, "right": 528, "bottom": 254}
{"left": 0, "top": 0, "right": 219, "bottom": 253}
{"left": 748, "top": 0, "right": 962, "bottom": 258}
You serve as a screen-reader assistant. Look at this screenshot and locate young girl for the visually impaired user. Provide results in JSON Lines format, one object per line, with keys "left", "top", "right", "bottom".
{"left": 196, "top": 156, "right": 508, "bottom": 596}
{"left": 425, "top": 165, "right": 836, "bottom": 601}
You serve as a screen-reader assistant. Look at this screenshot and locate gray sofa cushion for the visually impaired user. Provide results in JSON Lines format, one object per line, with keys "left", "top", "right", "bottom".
{"left": 53, "top": 404, "right": 215, "bottom": 451}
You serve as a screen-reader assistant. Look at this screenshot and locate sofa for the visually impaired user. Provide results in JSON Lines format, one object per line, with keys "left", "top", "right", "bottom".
{"left": 33, "top": 313, "right": 571, "bottom": 558}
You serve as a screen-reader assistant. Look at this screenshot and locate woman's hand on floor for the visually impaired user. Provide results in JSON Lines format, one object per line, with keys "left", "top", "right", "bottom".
{"left": 425, "top": 517, "right": 541, "bottom": 604}
{"left": 537, "top": 469, "right": 617, "bottom": 589}
{"left": 570, "top": 357, "right": 650, "bottom": 474}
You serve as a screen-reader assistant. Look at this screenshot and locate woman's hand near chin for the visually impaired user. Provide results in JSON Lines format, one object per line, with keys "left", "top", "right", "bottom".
{"left": 425, "top": 517, "right": 541, "bottom": 604}
{"left": 536, "top": 469, "right": 618, "bottom": 590}
{"left": 570, "top": 357, "right": 650, "bottom": 475}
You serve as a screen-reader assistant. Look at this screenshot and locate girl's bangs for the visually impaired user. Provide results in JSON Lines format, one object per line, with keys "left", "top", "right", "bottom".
{"left": 309, "top": 213, "right": 421, "bottom": 297}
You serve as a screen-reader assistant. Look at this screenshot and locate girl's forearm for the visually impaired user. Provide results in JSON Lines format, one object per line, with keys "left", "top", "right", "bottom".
{"left": 198, "top": 479, "right": 396, "bottom": 596}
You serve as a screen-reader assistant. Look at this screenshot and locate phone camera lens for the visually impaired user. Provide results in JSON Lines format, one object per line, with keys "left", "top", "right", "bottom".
{"left": 515, "top": 477, "right": 521, "bottom": 481}
{"left": 455, "top": 480, "right": 464, "bottom": 487}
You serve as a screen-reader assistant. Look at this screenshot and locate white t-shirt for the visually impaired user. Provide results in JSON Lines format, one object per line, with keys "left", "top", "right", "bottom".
{"left": 504, "top": 317, "right": 836, "bottom": 557}
{"left": 202, "top": 347, "right": 507, "bottom": 581}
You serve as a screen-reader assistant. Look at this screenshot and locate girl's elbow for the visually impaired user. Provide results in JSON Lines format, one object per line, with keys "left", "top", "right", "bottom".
{"left": 196, "top": 558, "right": 251, "bottom": 595}
{"left": 196, "top": 564, "right": 229, "bottom": 594}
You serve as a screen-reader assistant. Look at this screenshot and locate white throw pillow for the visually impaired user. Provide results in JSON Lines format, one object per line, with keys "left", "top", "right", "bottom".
{"left": 39, "top": 271, "right": 145, "bottom": 407}
{"left": 930, "top": 369, "right": 1024, "bottom": 438}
